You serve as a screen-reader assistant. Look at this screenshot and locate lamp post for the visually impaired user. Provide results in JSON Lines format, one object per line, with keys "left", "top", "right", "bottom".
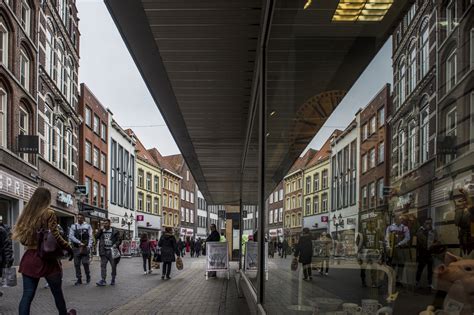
{"left": 332, "top": 213, "right": 344, "bottom": 256}
{"left": 124, "top": 212, "right": 135, "bottom": 240}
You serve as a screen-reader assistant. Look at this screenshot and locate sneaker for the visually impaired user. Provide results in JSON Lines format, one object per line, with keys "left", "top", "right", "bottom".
{"left": 86, "top": 276, "right": 91, "bottom": 284}
{"left": 161, "top": 275, "right": 165, "bottom": 280}
{"left": 144, "top": 271, "right": 148, "bottom": 275}
{"left": 148, "top": 270, "right": 153, "bottom": 274}
{"left": 110, "top": 279, "right": 115, "bottom": 286}
{"left": 96, "top": 279, "right": 107, "bottom": 287}
{"left": 325, "top": 272, "right": 329, "bottom": 276}
{"left": 74, "top": 280, "right": 82, "bottom": 286}
{"left": 166, "top": 275, "right": 171, "bottom": 280}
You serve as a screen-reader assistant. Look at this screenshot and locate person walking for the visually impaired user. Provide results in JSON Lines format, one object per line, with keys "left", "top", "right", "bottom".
{"left": 0, "top": 215, "right": 13, "bottom": 297}
{"left": 319, "top": 232, "right": 332, "bottom": 276}
{"left": 282, "top": 239, "right": 289, "bottom": 259}
{"left": 12, "top": 187, "right": 75, "bottom": 315}
{"left": 190, "top": 238, "right": 196, "bottom": 258}
{"left": 68, "top": 214, "right": 93, "bottom": 285}
{"left": 95, "top": 219, "right": 121, "bottom": 286}
{"left": 139, "top": 233, "right": 154, "bottom": 275}
{"left": 385, "top": 215, "right": 410, "bottom": 287}
{"left": 415, "top": 218, "right": 438, "bottom": 289}
{"left": 206, "top": 224, "right": 221, "bottom": 277}
{"left": 177, "top": 238, "right": 185, "bottom": 257}
{"left": 294, "top": 228, "right": 313, "bottom": 280}
{"left": 158, "top": 227, "right": 179, "bottom": 280}
{"left": 277, "top": 240, "right": 283, "bottom": 257}
{"left": 194, "top": 239, "right": 202, "bottom": 258}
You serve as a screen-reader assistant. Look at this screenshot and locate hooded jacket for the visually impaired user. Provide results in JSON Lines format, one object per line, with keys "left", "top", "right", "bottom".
{"left": 159, "top": 233, "right": 179, "bottom": 262}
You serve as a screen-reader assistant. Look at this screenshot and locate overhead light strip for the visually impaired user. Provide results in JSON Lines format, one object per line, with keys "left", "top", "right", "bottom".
{"left": 332, "top": 0, "right": 393, "bottom": 22}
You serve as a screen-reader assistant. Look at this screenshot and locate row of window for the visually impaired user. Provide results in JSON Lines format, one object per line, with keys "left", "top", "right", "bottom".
{"left": 243, "top": 218, "right": 255, "bottom": 230}
{"left": 110, "top": 139, "right": 135, "bottom": 209}
{"left": 331, "top": 140, "right": 358, "bottom": 210}
{"left": 84, "top": 177, "right": 106, "bottom": 209}
{"left": 361, "top": 142, "right": 384, "bottom": 173}
{"left": 268, "top": 208, "right": 283, "bottom": 224}
{"left": 180, "top": 188, "right": 195, "bottom": 204}
{"left": 285, "top": 194, "right": 302, "bottom": 210}
{"left": 163, "top": 176, "right": 179, "bottom": 193}
{"left": 137, "top": 169, "right": 159, "bottom": 193}
{"left": 361, "top": 108, "right": 385, "bottom": 141}
{"left": 85, "top": 141, "right": 106, "bottom": 172}
{"left": 304, "top": 193, "right": 329, "bottom": 216}
{"left": 162, "top": 193, "right": 179, "bottom": 210}
{"left": 285, "top": 177, "right": 302, "bottom": 194}
{"left": 197, "top": 197, "right": 207, "bottom": 210}
{"left": 84, "top": 106, "right": 107, "bottom": 141}
{"left": 162, "top": 212, "right": 179, "bottom": 227}
{"left": 284, "top": 212, "right": 302, "bottom": 229}
{"left": 361, "top": 178, "right": 386, "bottom": 210}
{"left": 137, "top": 193, "right": 159, "bottom": 215}
{"left": 305, "top": 170, "right": 329, "bottom": 195}
{"left": 268, "top": 189, "right": 284, "bottom": 204}
{"left": 180, "top": 207, "right": 195, "bottom": 224}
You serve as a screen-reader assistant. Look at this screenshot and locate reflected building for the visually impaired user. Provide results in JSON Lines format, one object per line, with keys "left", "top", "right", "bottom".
{"left": 266, "top": 182, "right": 283, "bottom": 241}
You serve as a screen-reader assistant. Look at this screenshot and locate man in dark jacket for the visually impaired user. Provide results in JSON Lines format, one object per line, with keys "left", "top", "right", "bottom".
{"left": 95, "top": 219, "right": 121, "bottom": 286}
{"left": 206, "top": 224, "right": 220, "bottom": 277}
{"left": 294, "top": 228, "right": 313, "bottom": 280}
{"left": 158, "top": 227, "right": 180, "bottom": 280}
{"left": 0, "top": 216, "right": 13, "bottom": 294}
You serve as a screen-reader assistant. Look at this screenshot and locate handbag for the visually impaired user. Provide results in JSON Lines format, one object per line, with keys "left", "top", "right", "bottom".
{"left": 176, "top": 256, "right": 183, "bottom": 270}
{"left": 2, "top": 267, "right": 17, "bottom": 287}
{"left": 291, "top": 257, "right": 298, "bottom": 271}
{"left": 78, "top": 245, "right": 88, "bottom": 256}
{"left": 153, "top": 249, "right": 162, "bottom": 263}
{"left": 111, "top": 245, "right": 121, "bottom": 259}
{"left": 37, "top": 228, "right": 62, "bottom": 260}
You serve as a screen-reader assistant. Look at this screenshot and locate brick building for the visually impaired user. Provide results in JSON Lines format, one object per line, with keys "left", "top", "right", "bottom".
{"left": 358, "top": 84, "right": 391, "bottom": 250}
{"left": 78, "top": 83, "right": 108, "bottom": 230}
{"left": 266, "top": 182, "right": 283, "bottom": 241}
{"left": 36, "top": 0, "right": 81, "bottom": 229}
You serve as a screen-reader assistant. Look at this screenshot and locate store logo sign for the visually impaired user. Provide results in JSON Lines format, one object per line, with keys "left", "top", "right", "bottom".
{"left": 57, "top": 191, "right": 74, "bottom": 207}
{"left": 136, "top": 215, "right": 144, "bottom": 221}
{"left": 0, "top": 170, "right": 36, "bottom": 201}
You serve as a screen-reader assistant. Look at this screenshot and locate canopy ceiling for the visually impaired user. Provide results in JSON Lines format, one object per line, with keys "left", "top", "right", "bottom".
{"left": 105, "top": 0, "right": 413, "bottom": 205}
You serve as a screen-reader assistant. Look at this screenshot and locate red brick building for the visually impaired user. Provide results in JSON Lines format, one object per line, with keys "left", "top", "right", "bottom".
{"left": 78, "top": 83, "right": 108, "bottom": 228}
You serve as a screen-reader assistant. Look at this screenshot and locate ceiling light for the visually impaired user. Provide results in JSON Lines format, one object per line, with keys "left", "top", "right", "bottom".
{"left": 332, "top": 0, "right": 393, "bottom": 22}
{"left": 270, "top": 110, "right": 276, "bottom": 117}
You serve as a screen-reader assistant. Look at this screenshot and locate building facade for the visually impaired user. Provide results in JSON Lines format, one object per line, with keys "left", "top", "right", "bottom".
{"left": 78, "top": 83, "right": 108, "bottom": 230}
{"left": 358, "top": 84, "right": 391, "bottom": 251}
{"left": 196, "top": 189, "right": 208, "bottom": 238}
{"left": 330, "top": 119, "right": 359, "bottom": 256}
{"left": 303, "top": 131, "right": 340, "bottom": 238}
{"left": 37, "top": 0, "right": 81, "bottom": 230}
{"left": 161, "top": 167, "right": 181, "bottom": 230}
{"left": 108, "top": 116, "right": 136, "bottom": 239}
{"left": 130, "top": 132, "right": 162, "bottom": 240}
{"left": 267, "top": 182, "right": 283, "bottom": 241}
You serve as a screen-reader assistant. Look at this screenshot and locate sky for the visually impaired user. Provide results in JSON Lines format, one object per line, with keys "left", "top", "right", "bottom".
{"left": 77, "top": 0, "right": 393, "bottom": 156}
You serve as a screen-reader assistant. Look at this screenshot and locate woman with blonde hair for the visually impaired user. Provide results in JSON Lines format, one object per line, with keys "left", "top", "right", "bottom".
{"left": 12, "top": 187, "right": 75, "bottom": 315}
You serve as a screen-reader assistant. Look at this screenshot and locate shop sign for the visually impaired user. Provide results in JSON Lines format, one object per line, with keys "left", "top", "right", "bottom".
{"left": 136, "top": 215, "right": 144, "bottom": 221}
{"left": 396, "top": 193, "right": 413, "bottom": 209}
{"left": 321, "top": 216, "right": 329, "bottom": 223}
{"left": 18, "top": 135, "right": 39, "bottom": 154}
{"left": 347, "top": 218, "right": 356, "bottom": 225}
{"left": 277, "top": 228, "right": 283, "bottom": 236}
{"left": 361, "top": 212, "right": 378, "bottom": 221}
{"left": 110, "top": 216, "right": 120, "bottom": 223}
{"left": 89, "top": 210, "right": 107, "bottom": 219}
{"left": 186, "top": 229, "right": 194, "bottom": 236}
{"left": 57, "top": 191, "right": 74, "bottom": 207}
{"left": 0, "top": 169, "right": 36, "bottom": 201}
{"left": 269, "top": 229, "right": 277, "bottom": 236}
{"left": 75, "top": 185, "right": 87, "bottom": 196}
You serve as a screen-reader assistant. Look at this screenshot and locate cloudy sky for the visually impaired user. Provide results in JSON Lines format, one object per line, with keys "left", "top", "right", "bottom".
{"left": 77, "top": 0, "right": 393, "bottom": 156}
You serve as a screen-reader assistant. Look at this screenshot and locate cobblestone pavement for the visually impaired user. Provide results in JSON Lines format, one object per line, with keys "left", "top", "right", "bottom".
{"left": 0, "top": 256, "right": 248, "bottom": 315}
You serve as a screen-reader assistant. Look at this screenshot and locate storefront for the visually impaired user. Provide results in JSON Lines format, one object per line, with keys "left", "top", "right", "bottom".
{"left": 303, "top": 214, "right": 330, "bottom": 239}
{"left": 137, "top": 212, "right": 161, "bottom": 240}
{"left": 80, "top": 203, "right": 108, "bottom": 233}
{"left": 359, "top": 210, "right": 387, "bottom": 250}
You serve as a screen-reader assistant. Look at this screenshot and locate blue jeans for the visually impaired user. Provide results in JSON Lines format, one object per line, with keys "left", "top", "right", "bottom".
{"left": 19, "top": 273, "right": 67, "bottom": 315}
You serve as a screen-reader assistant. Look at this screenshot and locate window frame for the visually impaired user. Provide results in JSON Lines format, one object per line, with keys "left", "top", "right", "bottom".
{"left": 0, "top": 89, "right": 7, "bottom": 147}
{"left": 446, "top": 50, "right": 457, "bottom": 92}
{"left": 20, "top": 49, "right": 30, "bottom": 91}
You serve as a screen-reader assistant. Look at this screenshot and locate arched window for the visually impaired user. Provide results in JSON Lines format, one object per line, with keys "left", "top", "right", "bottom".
{"left": 163, "top": 211, "right": 167, "bottom": 225}
{"left": 297, "top": 212, "right": 302, "bottom": 227}
{"left": 0, "top": 88, "right": 7, "bottom": 147}
{"left": 0, "top": 21, "right": 9, "bottom": 66}
{"left": 420, "top": 98, "right": 429, "bottom": 164}
{"left": 174, "top": 214, "right": 178, "bottom": 226}
{"left": 44, "top": 98, "right": 54, "bottom": 162}
{"left": 19, "top": 103, "right": 29, "bottom": 161}
{"left": 20, "top": 48, "right": 30, "bottom": 91}
{"left": 419, "top": 18, "right": 429, "bottom": 78}
{"left": 398, "top": 57, "right": 407, "bottom": 106}
{"left": 56, "top": 40, "right": 65, "bottom": 91}
{"left": 45, "top": 19, "right": 55, "bottom": 76}
{"left": 174, "top": 196, "right": 178, "bottom": 209}
{"left": 168, "top": 213, "right": 173, "bottom": 227}
{"left": 398, "top": 127, "right": 406, "bottom": 175}
{"left": 408, "top": 40, "right": 417, "bottom": 94}
{"left": 408, "top": 121, "right": 417, "bottom": 170}
{"left": 20, "top": 0, "right": 31, "bottom": 36}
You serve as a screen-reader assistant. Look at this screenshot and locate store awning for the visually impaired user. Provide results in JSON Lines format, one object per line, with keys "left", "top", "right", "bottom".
{"left": 105, "top": 0, "right": 412, "bottom": 205}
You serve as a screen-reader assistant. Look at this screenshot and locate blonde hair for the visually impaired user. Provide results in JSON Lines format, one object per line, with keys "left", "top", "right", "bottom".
{"left": 12, "top": 187, "right": 52, "bottom": 245}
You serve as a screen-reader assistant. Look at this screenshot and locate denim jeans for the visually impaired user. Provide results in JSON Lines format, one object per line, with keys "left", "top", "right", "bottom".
{"left": 100, "top": 250, "right": 117, "bottom": 281}
{"left": 142, "top": 254, "right": 151, "bottom": 272}
{"left": 19, "top": 273, "right": 67, "bottom": 315}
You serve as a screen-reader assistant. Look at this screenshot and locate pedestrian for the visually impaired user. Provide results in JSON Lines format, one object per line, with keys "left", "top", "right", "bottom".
{"left": 0, "top": 215, "right": 14, "bottom": 297}
{"left": 277, "top": 240, "right": 283, "bottom": 257}
{"left": 139, "top": 233, "right": 154, "bottom": 275}
{"left": 206, "top": 224, "right": 220, "bottom": 277}
{"left": 385, "top": 214, "right": 410, "bottom": 287}
{"left": 12, "top": 187, "right": 75, "bottom": 315}
{"left": 68, "top": 214, "right": 93, "bottom": 285}
{"left": 415, "top": 218, "right": 438, "bottom": 289}
{"left": 158, "top": 226, "right": 180, "bottom": 280}
{"left": 185, "top": 238, "right": 190, "bottom": 254}
{"left": 282, "top": 239, "right": 289, "bottom": 259}
{"left": 194, "top": 239, "right": 202, "bottom": 258}
{"left": 319, "top": 232, "right": 332, "bottom": 276}
{"left": 220, "top": 232, "right": 227, "bottom": 242}
{"left": 95, "top": 219, "right": 121, "bottom": 286}
{"left": 190, "top": 237, "right": 195, "bottom": 257}
{"left": 177, "top": 238, "right": 185, "bottom": 257}
{"left": 294, "top": 228, "right": 313, "bottom": 280}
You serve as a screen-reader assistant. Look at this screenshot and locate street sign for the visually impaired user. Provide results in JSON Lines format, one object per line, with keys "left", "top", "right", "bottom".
{"left": 18, "top": 135, "right": 39, "bottom": 154}
{"left": 75, "top": 185, "right": 88, "bottom": 196}
{"left": 321, "top": 216, "right": 328, "bottom": 223}
{"left": 136, "top": 215, "right": 144, "bottom": 221}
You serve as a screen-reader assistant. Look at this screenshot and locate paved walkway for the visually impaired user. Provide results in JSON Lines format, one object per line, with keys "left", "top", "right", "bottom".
{"left": 0, "top": 256, "right": 248, "bottom": 315}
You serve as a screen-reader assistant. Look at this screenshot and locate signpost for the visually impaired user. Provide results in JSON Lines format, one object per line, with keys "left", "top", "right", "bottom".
{"left": 206, "top": 242, "right": 229, "bottom": 280}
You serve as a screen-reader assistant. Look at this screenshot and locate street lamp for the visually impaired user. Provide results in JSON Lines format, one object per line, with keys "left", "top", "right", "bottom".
{"left": 332, "top": 213, "right": 344, "bottom": 240}
{"left": 123, "top": 212, "right": 135, "bottom": 240}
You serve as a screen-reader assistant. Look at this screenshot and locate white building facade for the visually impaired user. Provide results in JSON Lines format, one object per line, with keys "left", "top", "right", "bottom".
{"left": 196, "top": 189, "right": 208, "bottom": 238}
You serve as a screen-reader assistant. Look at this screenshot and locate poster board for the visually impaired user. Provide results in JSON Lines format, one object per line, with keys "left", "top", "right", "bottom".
{"left": 120, "top": 240, "right": 131, "bottom": 256}
{"left": 244, "top": 242, "right": 268, "bottom": 280}
{"left": 206, "top": 242, "right": 230, "bottom": 279}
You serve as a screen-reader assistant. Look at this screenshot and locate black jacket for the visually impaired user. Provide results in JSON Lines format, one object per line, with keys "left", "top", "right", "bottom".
{"left": 0, "top": 224, "right": 13, "bottom": 268}
{"left": 294, "top": 234, "right": 313, "bottom": 265}
{"left": 206, "top": 230, "right": 220, "bottom": 242}
{"left": 158, "top": 233, "right": 179, "bottom": 262}
{"left": 95, "top": 228, "right": 121, "bottom": 256}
